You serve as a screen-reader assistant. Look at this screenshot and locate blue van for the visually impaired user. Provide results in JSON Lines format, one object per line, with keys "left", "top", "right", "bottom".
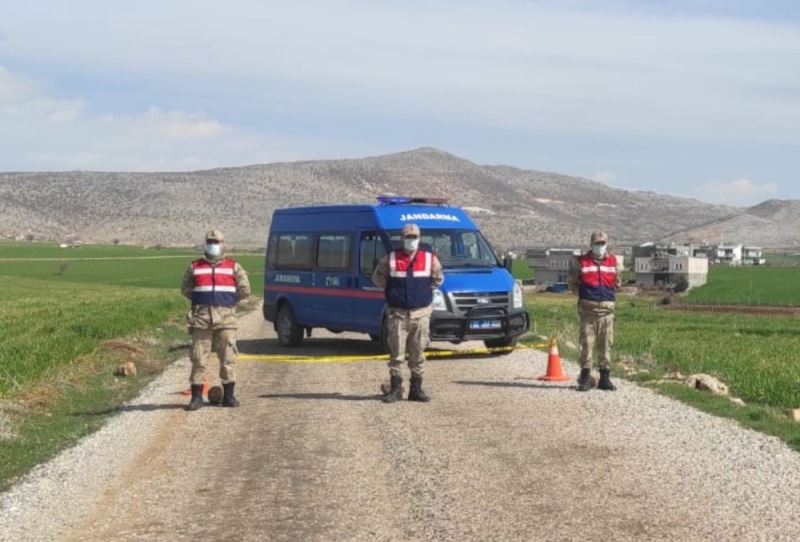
{"left": 263, "top": 197, "right": 529, "bottom": 352}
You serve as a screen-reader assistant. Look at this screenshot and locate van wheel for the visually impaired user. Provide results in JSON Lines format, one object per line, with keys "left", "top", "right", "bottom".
{"left": 484, "top": 336, "right": 517, "bottom": 355}
{"left": 276, "top": 304, "right": 304, "bottom": 347}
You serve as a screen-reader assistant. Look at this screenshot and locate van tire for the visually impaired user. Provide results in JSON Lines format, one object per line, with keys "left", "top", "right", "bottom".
{"left": 484, "top": 336, "right": 517, "bottom": 355}
{"left": 276, "top": 304, "right": 304, "bottom": 347}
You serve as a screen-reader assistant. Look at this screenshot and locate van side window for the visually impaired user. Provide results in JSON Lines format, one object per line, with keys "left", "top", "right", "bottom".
{"left": 276, "top": 234, "right": 313, "bottom": 269}
{"left": 317, "top": 234, "right": 352, "bottom": 269}
{"left": 360, "top": 232, "right": 386, "bottom": 275}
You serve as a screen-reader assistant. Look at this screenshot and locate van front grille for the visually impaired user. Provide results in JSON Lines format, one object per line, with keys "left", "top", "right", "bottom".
{"left": 452, "top": 291, "right": 509, "bottom": 312}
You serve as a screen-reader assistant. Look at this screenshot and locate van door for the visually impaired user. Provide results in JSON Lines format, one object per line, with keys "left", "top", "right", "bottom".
{"left": 353, "top": 231, "right": 388, "bottom": 334}
{"left": 311, "top": 233, "right": 358, "bottom": 330}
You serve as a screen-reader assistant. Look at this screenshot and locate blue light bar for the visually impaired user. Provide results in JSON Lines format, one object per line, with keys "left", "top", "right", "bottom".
{"left": 377, "top": 195, "right": 413, "bottom": 205}
{"left": 376, "top": 195, "right": 449, "bottom": 205}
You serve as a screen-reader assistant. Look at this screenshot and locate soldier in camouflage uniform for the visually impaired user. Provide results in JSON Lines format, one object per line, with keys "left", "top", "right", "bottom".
{"left": 181, "top": 229, "right": 251, "bottom": 410}
{"left": 568, "top": 231, "right": 622, "bottom": 392}
{"left": 372, "top": 223, "right": 444, "bottom": 403}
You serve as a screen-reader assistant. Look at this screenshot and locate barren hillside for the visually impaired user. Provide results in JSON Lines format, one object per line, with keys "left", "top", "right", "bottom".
{"left": 0, "top": 147, "right": 768, "bottom": 249}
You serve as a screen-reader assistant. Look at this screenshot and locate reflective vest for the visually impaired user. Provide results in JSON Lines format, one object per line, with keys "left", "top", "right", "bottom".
{"left": 385, "top": 249, "right": 434, "bottom": 309}
{"left": 191, "top": 258, "right": 238, "bottom": 307}
{"left": 578, "top": 252, "right": 617, "bottom": 302}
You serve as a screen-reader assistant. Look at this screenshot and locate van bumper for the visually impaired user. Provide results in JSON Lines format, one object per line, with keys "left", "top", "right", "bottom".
{"left": 429, "top": 308, "right": 529, "bottom": 342}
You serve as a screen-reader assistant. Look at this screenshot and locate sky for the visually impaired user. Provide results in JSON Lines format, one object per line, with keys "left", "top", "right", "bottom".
{"left": 1, "top": 0, "right": 799, "bottom": 207}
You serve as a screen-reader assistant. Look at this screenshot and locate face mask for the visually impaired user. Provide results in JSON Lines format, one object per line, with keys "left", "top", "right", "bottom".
{"left": 403, "top": 238, "right": 420, "bottom": 252}
{"left": 205, "top": 243, "right": 222, "bottom": 258}
{"left": 591, "top": 244, "right": 607, "bottom": 258}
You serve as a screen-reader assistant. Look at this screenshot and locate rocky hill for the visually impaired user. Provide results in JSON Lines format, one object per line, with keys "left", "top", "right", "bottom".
{"left": 0, "top": 147, "right": 783, "bottom": 250}
{"left": 661, "top": 199, "right": 800, "bottom": 248}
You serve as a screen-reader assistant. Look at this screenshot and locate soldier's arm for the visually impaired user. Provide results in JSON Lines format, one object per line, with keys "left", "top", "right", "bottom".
{"left": 615, "top": 259, "right": 623, "bottom": 289}
{"left": 235, "top": 262, "right": 251, "bottom": 301}
{"left": 180, "top": 265, "right": 194, "bottom": 299}
{"left": 371, "top": 256, "right": 389, "bottom": 288}
{"left": 431, "top": 254, "right": 444, "bottom": 288}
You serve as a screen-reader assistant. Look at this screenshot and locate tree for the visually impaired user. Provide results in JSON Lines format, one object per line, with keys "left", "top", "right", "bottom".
{"left": 673, "top": 275, "right": 689, "bottom": 293}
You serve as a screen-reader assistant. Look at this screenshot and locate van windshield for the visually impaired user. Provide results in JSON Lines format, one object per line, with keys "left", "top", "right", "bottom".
{"left": 389, "top": 229, "right": 500, "bottom": 269}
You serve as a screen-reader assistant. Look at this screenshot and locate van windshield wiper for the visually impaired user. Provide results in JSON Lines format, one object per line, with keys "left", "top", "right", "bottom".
{"left": 442, "top": 261, "right": 495, "bottom": 269}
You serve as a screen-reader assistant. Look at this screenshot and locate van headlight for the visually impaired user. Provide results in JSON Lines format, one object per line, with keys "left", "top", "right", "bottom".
{"left": 432, "top": 289, "right": 448, "bottom": 311}
{"left": 512, "top": 281, "right": 523, "bottom": 309}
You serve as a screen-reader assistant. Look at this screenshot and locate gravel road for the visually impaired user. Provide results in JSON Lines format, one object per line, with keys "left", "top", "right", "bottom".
{"left": 2, "top": 306, "right": 800, "bottom": 541}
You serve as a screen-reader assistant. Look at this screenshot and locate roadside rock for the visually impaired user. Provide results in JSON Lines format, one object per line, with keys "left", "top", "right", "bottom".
{"left": 787, "top": 408, "right": 800, "bottom": 423}
{"left": 729, "top": 397, "right": 746, "bottom": 407}
{"left": 115, "top": 361, "right": 137, "bottom": 377}
{"left": 684, "top": 374, "right": 728, "bottom": 396}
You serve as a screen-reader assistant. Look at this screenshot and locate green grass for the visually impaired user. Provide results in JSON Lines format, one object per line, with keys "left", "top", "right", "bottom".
{"left": 525, "top": 293, "right": 800, "bottom": 449}
{"left": 685, "top": 266, "right": 800, "bottom": 306}
{"left": 0, "top": 277, "right": 186, "bottom": 394}
{"left": 511, "top": 258, "right": 533, "bottom": 280}
{"left": 0, "top": 244, "right": 264, "bottom": 489}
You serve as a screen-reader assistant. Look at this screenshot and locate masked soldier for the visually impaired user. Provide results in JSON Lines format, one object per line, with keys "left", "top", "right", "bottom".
{"left": 181, "top": 229, "right": 251, "bottom": 410}
{"left": 568, "top": 231, "right": 622, "bottom": 392}
{"left": 372, "top": 223, "right": 444, "bottom": 403}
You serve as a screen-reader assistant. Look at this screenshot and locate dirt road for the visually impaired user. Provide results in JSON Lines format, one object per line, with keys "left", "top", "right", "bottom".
{"left": 4, "top": 307, "right": 800, "bottom": 541}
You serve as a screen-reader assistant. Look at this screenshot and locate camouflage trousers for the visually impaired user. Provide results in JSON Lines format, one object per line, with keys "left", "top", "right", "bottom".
{"left": 386, "top": 307, "right": 431, "bottom": 377}
{"left": 189, "top": 327, "right": 237, "bottom": 384}
{"left": 578, "top": 300, "right": 615, "bottom": 370}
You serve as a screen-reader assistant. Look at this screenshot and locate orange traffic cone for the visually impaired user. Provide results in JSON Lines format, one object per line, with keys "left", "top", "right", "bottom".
{"left": 537, "top": 337, "right": 572, "bottom": 382}
{"left": 180, "top": 379, "right": 209, "bottom": 396}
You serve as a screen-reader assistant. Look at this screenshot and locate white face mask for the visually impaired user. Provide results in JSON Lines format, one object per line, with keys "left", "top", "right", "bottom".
{"left": 591, "top": 244, "right": 607, "bottom": 258}
{"left": 403, "top": 238, "right": 420, "bottom": 252}
{"left": 205, "top": 243, "right": 222, "bottom": 258}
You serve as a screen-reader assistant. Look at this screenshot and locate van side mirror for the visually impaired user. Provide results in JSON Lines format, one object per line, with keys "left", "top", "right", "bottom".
{"left": 503, "top": 257, "right": 513, "bottom": 272}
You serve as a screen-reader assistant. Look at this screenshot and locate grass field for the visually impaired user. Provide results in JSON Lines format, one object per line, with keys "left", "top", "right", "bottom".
{"left": 0, "top": 243, "right": 265, "bottom": 489}
{"left": 685, "top": 266, "right": 800, "bottom": 306}
{"left": 527, "top": 293, "right": 800, "bottom": 448}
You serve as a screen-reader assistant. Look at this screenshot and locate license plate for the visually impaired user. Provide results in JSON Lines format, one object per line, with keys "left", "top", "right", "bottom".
{"left": 469, "top": 319, "right": 502, "bottom": 330}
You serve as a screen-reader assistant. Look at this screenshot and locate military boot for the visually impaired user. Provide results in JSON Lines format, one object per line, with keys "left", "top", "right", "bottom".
{"left": 382, "top": 374, "right": 403, "bottom": 404}
{"left": 598, "top": 368, "right": 617, "bottom": 391}
{"left": 222, "top": 382, "right": 240, "bottom": 407}
{"left": 408, "top": 375, "right": 430, "bottom": 402}
{"left": 577, "top": 368, "right": 592, "bottom": 392}
{"left": 186, "top": 384, "right": 204, "bottom": 411}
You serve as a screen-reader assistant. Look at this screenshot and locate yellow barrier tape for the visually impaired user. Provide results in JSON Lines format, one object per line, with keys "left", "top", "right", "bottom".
{"left": 238, "top": 342, "right": 550, "bottom": 364}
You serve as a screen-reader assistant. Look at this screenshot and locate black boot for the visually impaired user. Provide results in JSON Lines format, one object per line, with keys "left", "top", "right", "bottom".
{"left": 408, "top": 375, "right": 430, "bottom": 402}
{"left": 222, "top": 382, "right": 240, "bottom": 407}
{"left": 577, "top": 368, "right": 592, "bottom": 392}
{"left": 598, "top": 368, "right": 616, "bottom": 391}
{"left": 186, "top": 384, "right": 204, "bottom": 411}
{"left": 382, "top": 374, "right": 403, "bottom": 404}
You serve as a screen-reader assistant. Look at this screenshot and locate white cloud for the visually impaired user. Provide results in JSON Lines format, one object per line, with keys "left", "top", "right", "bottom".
{"left": 0, "top": 65, "right": 336, "bottom": 170}
{"left": 694, "top": 178, "right": 779, "bottom": 207}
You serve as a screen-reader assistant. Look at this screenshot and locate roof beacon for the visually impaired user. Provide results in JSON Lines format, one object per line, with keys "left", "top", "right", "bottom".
{"left": 376, "top": 195, "right": 449, "bottom": 206}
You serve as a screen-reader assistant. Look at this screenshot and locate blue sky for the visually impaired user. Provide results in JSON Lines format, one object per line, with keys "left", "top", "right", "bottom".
{"left": 1, "top": 0, "right": 798, "bottom": 206}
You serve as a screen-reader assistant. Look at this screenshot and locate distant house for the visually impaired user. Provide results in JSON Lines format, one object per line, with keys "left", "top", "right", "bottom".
{"left": 634, "top": 243, "right": 708, "bottom": 290}
{"left": 525, "top": 248, "right": 580, "bottom": 286}
{"left": 714, "top": 244, "right": 743, "bottom": 266}
{"left": 742, "top": 246, "right": 766, "bottom": 266}
{"left": 526, "top": 247, "right": 625, "bottom": 287}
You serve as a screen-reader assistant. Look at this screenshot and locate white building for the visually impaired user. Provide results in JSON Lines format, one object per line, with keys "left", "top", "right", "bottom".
{"left": 742, "top": 246, "right": 766, "bottom": 266}
{"left": 715, "top": 244, "right": 743, "bottom": 266}
{"left": 635, "top": 255, "right": 708, "bottom": 290}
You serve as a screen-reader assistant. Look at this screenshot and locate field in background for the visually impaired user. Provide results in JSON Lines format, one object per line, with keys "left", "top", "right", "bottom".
{"left": 685, "top": 266, "right": 800, "bottom": 306}
{"left": 527, "top": 292, "right": 800, "bottom": 447}
{"left": 0, "top": 242, "right": 266, "bottom": 488}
